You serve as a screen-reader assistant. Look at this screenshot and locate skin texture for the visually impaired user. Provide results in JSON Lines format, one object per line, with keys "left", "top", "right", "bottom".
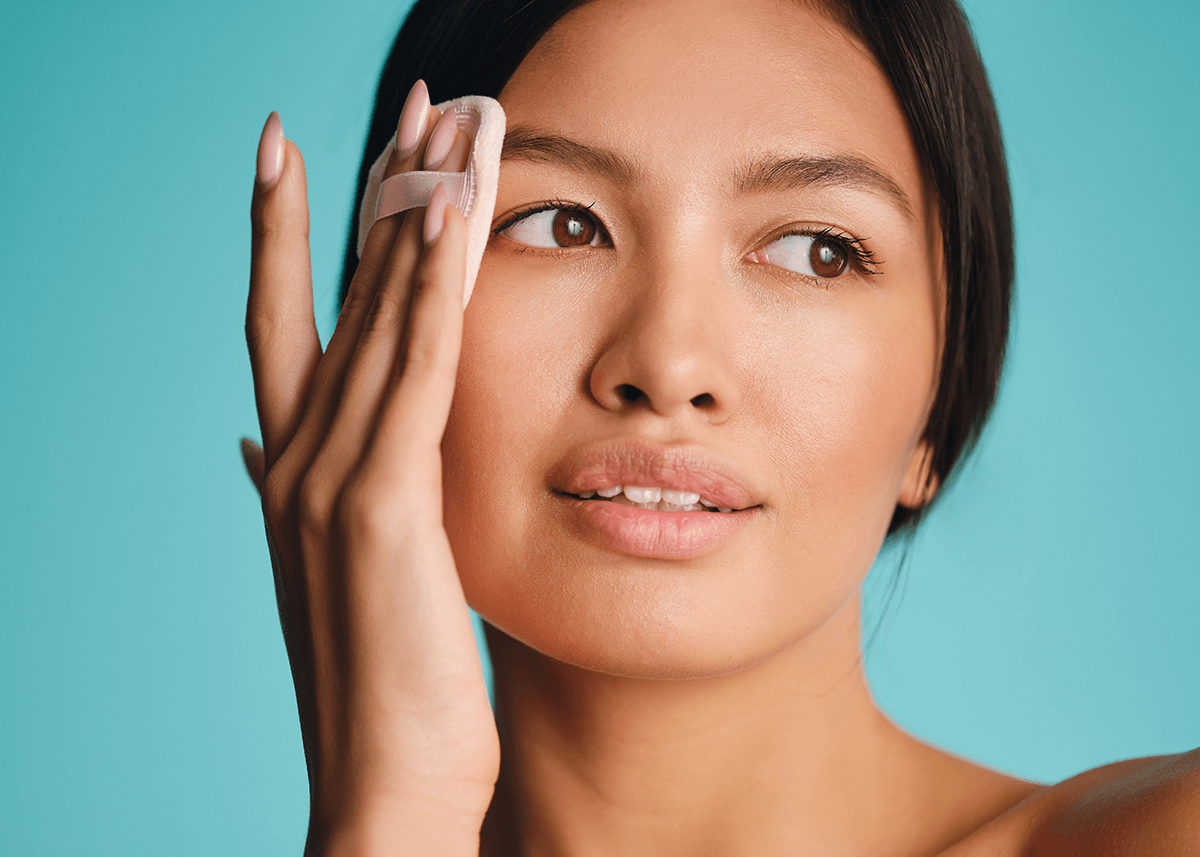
{"left": 444, "top": 1, "right": 1029, "bottom": 853}
{"left": 243, "top": 0, "right": 1199, "bottom": 854}
{"left": 248, "top": 88, "right": 500, "bottom": 856}
{"left": 447, "top": 0, "right": 940, "bottom": 684}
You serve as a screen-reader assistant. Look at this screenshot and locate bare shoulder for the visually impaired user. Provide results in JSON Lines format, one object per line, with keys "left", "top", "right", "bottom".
{"left": 939, "top": 747, "right": 1200, "bottom": 857}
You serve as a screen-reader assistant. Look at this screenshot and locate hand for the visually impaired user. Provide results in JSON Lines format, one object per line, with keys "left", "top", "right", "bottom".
{"left": 243, "top": 81, "right": 499, "bottom": 856}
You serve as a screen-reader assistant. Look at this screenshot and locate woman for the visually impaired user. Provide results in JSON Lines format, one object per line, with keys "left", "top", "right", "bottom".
{"left": 243, "top": 0, "right": 1199, "bottom": 853}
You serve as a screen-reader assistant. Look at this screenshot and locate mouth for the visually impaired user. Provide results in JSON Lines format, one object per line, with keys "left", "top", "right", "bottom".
{"left": 560, "top": 485, "right": 741, "bottom": 513}
{"left": 551, "top": 439, "right": 763, "bottom": 511}
{"left": 549, "top": 440, "right": 764, "bottom": 559}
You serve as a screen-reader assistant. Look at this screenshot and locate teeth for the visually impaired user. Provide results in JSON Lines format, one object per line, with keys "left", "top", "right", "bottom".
{"left": 623, "top": 486, "right": 662, "bottom": 504}
{"left": 661, "top": 489, "right": 700, "bottom": 506}
{"left": 576, "top": 485, "right": 736, "bottom": 512}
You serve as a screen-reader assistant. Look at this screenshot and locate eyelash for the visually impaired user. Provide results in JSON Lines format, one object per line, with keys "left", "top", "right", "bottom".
{"left": 491, "top": 202, "right": 881, "bottom": 277}
{"left": 780, "top": 226, "right": 882, "bottom": 277}
{"left": 491, "top": 199, "right": 607, "bottom": 241}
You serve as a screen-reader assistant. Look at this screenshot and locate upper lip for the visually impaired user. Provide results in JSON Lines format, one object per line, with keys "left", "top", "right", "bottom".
{"left": 549, "top": 439, "right": 763, "bottom": 511}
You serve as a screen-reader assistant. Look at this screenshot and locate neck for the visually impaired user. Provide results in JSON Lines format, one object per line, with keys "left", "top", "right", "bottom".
{"left": 481, "top": 594, "right": 934, "bottom": 857}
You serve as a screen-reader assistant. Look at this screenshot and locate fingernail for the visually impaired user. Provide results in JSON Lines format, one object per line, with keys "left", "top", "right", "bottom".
{"left": 424, "top": 182, "right": 449, "bottom": 245}
{"left": 256, "top": 111, "right": 284, "bottom": 188}
{"left": 423, "top": 109, "right": 458, "bottom": 170}
{"left": 396, "top": 79, "right": 429, "bottom": 160}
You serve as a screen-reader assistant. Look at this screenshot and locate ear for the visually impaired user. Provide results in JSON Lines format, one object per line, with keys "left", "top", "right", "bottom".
{"left": 897, "top": 440, "right": 939, "bottom": 510}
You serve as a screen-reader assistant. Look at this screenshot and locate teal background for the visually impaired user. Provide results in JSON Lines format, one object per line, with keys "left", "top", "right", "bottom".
{"left": 1, "top": 0, "right": 1196, "bottom": 852}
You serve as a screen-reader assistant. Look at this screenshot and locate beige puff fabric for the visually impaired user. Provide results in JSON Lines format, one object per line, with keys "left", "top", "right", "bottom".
{"left": 356, "top": 95, "right": 506, "bottom": 307}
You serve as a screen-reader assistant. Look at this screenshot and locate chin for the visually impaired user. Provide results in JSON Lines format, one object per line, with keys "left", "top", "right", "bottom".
{"left": 464, "top": 550, "right": 855, "bottom": 682}
{"left": 483, "top": 613, "right": 774, "bottom": 681}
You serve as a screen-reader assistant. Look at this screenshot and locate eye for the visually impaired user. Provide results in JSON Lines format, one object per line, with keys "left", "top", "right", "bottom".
{"left": 498, "top": 206, "right": 607, "bottom": 249}
{"left": 747, "top": 230, "right": 875, "bottom": 280}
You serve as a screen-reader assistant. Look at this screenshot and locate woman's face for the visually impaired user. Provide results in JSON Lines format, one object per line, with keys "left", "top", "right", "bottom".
{"left": 441, "top": 0, "right": 941, "bottom": 678}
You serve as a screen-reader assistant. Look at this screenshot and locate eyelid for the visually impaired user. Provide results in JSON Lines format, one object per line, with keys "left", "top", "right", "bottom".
{"left": 491, "top": 199, "right": 608, "bottom": 240}
{"left": 753, "top": 224, "right": 881, "bottom": 278}
{"left": 489, "top": 206, "right": 880, "bottom": 277}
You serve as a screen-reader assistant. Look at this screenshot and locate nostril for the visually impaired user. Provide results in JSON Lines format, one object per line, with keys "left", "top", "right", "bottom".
{"left": 616, "top": 383, "right": 645, "bottom": 404}
{"left": 690, "top": 392, "right": 715, "bottom": 409}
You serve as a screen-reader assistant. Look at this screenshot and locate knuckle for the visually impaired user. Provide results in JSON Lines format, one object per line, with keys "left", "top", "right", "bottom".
{"left": 403, "top": 332, "right": 454, "bottom": 384}
{"left": 400, "top": 341, "right": 436, "bottom": 379}
{"left": 397, "top": 279, "right": 451, "bottom": 375}
{"left": 250, "top": 204, "right": 309, "bottom": 244}
{"left": 261, "top": 458, "right": 301, "bottom": 527}
{"left": 411, "top": 263, "right": 437, "bottom": 299}
{"left": 334, "top": 479, "right": 384, "bottom": 541}
{"left": 337, "top": 284, "right": 375, "bottom": 325}
{"left": 250, "top": 215, "right": 286, "bottom": 243}
{"left": 348, "top": 242, "right": 387, "bottom": 287}
{"left": 336, "top": 475, "right": 411, "bottom": 550}
{"left": 261, "top": 470, "right": 290, "bottom": 521}
{"left": 360, "top": 291, "right": 403, "bottom": 338}
{"left": 245, "top": 306, "right": 281, "bottom": 353}
{"left": 296, "top": 470, "right": 335, "bottom": 537}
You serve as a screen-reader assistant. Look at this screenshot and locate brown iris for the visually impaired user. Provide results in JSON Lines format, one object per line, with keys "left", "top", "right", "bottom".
{"left": 809, "top": 236, "right": 848, "bottom": 278}
{"left": 552, "top": 210, "right": 597, "bottom": 246}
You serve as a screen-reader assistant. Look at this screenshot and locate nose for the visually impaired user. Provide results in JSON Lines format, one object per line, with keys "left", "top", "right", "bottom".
{"left": 588, "top": 257, "right": 741, "bottom": 424}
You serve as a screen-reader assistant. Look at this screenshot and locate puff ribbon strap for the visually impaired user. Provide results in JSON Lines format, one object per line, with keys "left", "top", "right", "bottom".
{"left": 356, "top": 95, "right": 506, "bottom": 307}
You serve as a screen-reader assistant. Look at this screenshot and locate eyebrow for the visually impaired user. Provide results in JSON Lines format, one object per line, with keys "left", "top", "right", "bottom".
{"left": 501, "top": 124, "right": 914, "bottom": 219}
{"left": 501, "top": 125, "right": 638, "bottom": 184}
{"left": 736, "top": 154, "right": 913, "bottom": 219}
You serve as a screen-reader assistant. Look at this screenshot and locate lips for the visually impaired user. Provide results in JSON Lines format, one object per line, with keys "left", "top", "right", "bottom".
{"left": 548, "top": 439, "right": 764, "bottom": 559}
{"left": 550, "top": 439, "right": 761, "bottom": 511}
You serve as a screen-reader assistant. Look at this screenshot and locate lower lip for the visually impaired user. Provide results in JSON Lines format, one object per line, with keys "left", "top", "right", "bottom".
{"left": 560, "top": 496, "right": 754, "bottom": 559}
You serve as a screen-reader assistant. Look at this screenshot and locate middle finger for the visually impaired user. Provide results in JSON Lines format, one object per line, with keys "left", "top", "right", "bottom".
{"left": 276, "top": 81, "right": 440, "bottom": 483}
{"left": 315, "top": 110, "right": 473, "bottom": 478}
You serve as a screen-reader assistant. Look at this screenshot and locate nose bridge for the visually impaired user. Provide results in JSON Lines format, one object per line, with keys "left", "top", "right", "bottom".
{"left": 589, "top": 235, "right": 741, "bottom": 422}
{"left": 635, "top": 248, "right": 723, "bottom": 371}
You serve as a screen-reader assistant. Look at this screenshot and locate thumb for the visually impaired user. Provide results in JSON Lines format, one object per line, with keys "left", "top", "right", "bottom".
{"left": 240, "top": 437, "right": 266, "bottom": 495}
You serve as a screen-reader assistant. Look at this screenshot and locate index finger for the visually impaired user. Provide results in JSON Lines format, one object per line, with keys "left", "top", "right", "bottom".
{"left": 247, "top": 111, "right": 321, "bottom": 468}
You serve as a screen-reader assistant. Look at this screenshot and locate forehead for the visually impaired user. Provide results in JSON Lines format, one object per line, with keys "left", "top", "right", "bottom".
{"left": 497, "top": 0, "right": 926, "bottom": 216}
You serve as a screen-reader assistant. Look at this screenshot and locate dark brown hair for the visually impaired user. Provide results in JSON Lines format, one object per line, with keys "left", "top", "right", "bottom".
{"left": 338, "top": 0, "right": 1012, "bottom": 535}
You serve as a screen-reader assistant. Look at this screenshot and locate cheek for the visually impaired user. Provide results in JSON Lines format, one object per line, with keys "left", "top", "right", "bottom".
{"left": 439, "top": 259, "right": 570, "bottom": 607}
{"left": 754, "top": 284, "right": 938, "bottom": 565}
{"left": 440, "top": 251, "right": 939, "bottom": 678}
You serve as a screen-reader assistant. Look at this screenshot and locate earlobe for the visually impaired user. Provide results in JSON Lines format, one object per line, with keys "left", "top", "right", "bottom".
{"left": 898, "top": 441, "right": 939, "bottom": 510}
